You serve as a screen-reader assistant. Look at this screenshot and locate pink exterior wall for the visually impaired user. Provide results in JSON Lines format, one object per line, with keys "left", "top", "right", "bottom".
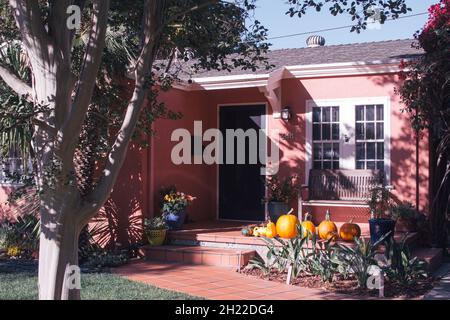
{"left": 139, "top": 73, "right": 429, "bottom": 224}
{"left": 0, "top": 71, "right": 430, "bottom": 240}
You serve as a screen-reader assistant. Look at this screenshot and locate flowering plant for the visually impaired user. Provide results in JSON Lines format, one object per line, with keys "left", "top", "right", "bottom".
{"left": 160, "top": 186, "right": 195, "bottom": 215}
{"left": 263, "top": 175, "right": 300, "bottom": 204}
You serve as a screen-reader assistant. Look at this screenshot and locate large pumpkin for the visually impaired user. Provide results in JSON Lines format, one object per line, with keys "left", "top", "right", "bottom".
{"left": 276, "top": 209, "right": 299, "bottom": 239}
{"left": 318, "top": 210, "right": 337, "bottom": 240}
{"left": 339, "top": 219, "right": 361, "bottom": 242}
{"left": 301, "top": 213, "right": 316, "bottom": 238}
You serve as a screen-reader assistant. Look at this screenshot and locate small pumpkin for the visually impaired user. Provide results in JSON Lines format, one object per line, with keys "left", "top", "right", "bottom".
{"left": 265, "top": 220, "right": 277, "bottom": 238}
{"left": 318, "top": 210, "right": 338, "bottom": 240}
{"left": 339, "top": 219, "right": 361, "bottom": 242}
{"left": 241, "top": 227, "right": 252, "bottom": 237}
{"left": 276, "top": 209, "right": 299, "bottom": 239}
{"left": 301, "top": 212, "right": 316, "bottom": 238}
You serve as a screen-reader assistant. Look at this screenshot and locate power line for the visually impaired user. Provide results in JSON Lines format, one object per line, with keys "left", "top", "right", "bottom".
{"left": 265, "top": 12, "right": 428, "bottom": 42}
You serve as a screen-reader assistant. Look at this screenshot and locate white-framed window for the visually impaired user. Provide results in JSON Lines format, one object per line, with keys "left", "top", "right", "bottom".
{"left": 355, "top": 104, "right": 385, "bottom": 170}
{"left": 305, "top": 97, "right": 391, "bottom": 183}
{"left": 312, "top": 106, "right": 340, "bottom": 169}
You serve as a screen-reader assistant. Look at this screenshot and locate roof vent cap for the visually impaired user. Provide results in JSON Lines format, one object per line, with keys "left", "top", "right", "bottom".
{"left": 306, "top": 35, "right": 325, "bottom": 48}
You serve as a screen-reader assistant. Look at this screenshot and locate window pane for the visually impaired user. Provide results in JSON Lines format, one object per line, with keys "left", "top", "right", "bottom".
{"left": 332, "top": 107, "right": 339, "bottom": 122}
{"left": 356, "top": 123, "right": 364, "bottom": 140}
{"left": 376, "top": 123, "right": 384, "bottom": 139}
{"left": 356, "top": 105, "right": 364, "bottom": 121}
{"left": 313, "top": 161, "right": 322, "bottom": 169}
{"left": 367, "top": 143, "right": 375, "bottom": 159}
{"left": 323, "top": 143, "right": 333, "bottom": 160}
{"left": 376, "top": 105, "right": 384, "bottom": 121}
{"left": 333, "top": 143, "right": 339, "bottom": 160}
{"left": 376, "top": 161, "right": 384, "bottom": 171}
{"left": 322, "top": 107, "right": 331, "bottom": 122}
{"left": 366, "top": 123, "right": 375, "bottom": 140}
{"left": 333, "top": 161, "right": 339, "bottom": 169}
{"left": 332, "top": 124, "right": 339, "bottom": 140}
{"left": 323, "top": 161, "right": 332, "bottom": 169}
{"left": 313, "top": 143, "right": 322, "bottom": 160}
{"left": 313, "top": 107, "right": 321, "bottom": 122}
{"left": 366, "top": 105, "right": 375, "bottom": 121}
{"left": 313, "top": 124, "right": 321, "bottom": 140}
{"left": 356, "top": 143, "right": 365, "bottom": 160}
{"left": 377, "top": 142, "right": 384, "bottom": 159}
{"left": 322, "top": 124, "right": 331, "bottom": 140}
{"left": 356, "top": 161, "right": 365, "bottom": 169}
{"left": 367, "top": 161, "right": 376, "bottom": 169}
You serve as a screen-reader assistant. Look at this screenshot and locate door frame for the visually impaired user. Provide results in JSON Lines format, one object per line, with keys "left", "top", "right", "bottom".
{"left": 216, "top": 102, "right": 269, "bottom": 222}
{"left": 305, "top": 96, "right": 391, "bottom": 184}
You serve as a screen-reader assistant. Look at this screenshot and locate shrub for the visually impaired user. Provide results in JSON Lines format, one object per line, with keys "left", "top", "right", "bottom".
{"left": 382, "top": 237, "right": 428, "bottom": 287}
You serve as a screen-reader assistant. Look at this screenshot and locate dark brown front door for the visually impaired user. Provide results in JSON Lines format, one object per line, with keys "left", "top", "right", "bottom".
{"left": 219, "top": 105, "right": 266, "bottom": 221}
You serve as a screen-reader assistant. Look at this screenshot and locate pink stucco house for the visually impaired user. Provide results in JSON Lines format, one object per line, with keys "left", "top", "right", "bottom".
{"left": 1, "top": 38, "right": 428, "bottom": 247}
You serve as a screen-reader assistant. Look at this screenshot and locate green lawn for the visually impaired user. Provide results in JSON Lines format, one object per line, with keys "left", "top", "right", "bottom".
{"left": 0, "top": 264, "right": 199, "bottom": 300}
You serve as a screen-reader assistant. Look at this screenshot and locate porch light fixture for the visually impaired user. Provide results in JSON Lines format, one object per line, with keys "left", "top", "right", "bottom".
{"left": 281, "top": 106, "right": 292, "bottom": 121}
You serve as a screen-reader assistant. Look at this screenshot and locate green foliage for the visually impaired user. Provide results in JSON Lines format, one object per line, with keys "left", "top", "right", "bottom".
{"left": 391, "top": 201, "right": 420, "bottom": 220}
{"left": 383, "top": 237, "right": 428, "bottom": 287}
{"left": 367, "top": 186, "right": 395, "bottom": 219}
{"left": 263, "top": 175, "right": 300, "bottom": 203}
{"left": 144, "top": 216, "right": 167, "bottom": 231}
{"left": 333, "top": 237, "right": 379, "bottom": 288}
{"left": 0, "top": 214, "right": 40, "bottom": 257}
{"left": 286, "top": 0, "right": 411, "bottom": 33}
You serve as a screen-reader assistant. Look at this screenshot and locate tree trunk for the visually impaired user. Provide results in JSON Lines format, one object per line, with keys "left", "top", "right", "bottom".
{"left": 37, "top": 191, "right": 84, "bottom": 300}
{"left": 430, "top": 132, "right": 450, "bottom": 248}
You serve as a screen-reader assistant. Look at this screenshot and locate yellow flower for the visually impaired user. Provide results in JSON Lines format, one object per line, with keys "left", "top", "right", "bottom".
{"left": 7, "top": 246, "right": 21, "bottom": 257}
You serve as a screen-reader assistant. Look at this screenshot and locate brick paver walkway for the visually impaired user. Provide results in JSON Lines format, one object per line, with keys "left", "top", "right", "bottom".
{"left": 113, "top": 261, "right": 353, "bottom": 300}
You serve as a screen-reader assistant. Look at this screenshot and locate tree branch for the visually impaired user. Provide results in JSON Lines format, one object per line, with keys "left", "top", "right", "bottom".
{"left": 0, "top": 64, "right": 32, "bottom": 98}
{"left": 58, "top": 0, "right": 110, "bottom": 155}
{"left": 79, "top": 0, "right": 167, "bottom": 224}
{"left": 8, "top": 0, "right": 50, "bottom": 59}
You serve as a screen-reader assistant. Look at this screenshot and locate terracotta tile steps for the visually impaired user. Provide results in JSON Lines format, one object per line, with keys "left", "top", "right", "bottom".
{"left": 143, "top": 245, "right": 256, "bottom": 269}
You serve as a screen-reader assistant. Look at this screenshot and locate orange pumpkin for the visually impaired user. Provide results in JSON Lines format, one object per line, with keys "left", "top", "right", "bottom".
{"left": 265, "top": 220, "right": 277, "bottom": 238}
{"left": 339, "top": 219, "right": 361, "bottom": 242}
{"left": 301, "top": 213, "right": 316, "bottom": 238}
{"left": 276, "top": 209, "right": 299, "bottom": 239}
{"left": 318, "top": 210, "right": 338, "bottom": 240}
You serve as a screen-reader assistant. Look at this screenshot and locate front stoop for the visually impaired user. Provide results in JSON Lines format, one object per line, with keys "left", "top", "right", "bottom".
{"left": 143, "top": 245, "right": 256, "bottom": 269}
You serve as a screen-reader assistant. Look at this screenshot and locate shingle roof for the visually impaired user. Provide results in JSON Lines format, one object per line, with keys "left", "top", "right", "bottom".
{"left": 190, "top": 39, "right": 422, "bottom": 79}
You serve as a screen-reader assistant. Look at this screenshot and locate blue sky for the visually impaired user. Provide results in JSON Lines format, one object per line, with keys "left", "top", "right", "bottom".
{"left": 253, "top": 0, "right": 437, "bottom": 49}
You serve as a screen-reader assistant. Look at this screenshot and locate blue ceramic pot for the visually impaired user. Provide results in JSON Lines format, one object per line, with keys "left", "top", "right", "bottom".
{"left": 369, "top": 218, "right": 396, "bottom": 244}
{"left": 164, "top": 210, "right": 187, "bottom": 230}
{"left": 267, "top": 202, "right": 290, "bottom": 223}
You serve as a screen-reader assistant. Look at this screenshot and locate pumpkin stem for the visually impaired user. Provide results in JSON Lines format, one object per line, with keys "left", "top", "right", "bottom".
{"left": 304, "top": 212, "right": 312, "bottom": 221}
{"left": 287, "top": 208, "right": 294, "bottom": 215}
{"left": 349, "top": 218, "right": 354, "bottom": 224}
{"left": 325, "top": 209, "right": 331, "bottom": 221}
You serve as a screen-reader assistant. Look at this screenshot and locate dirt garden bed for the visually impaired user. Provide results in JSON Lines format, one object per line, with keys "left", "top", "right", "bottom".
{"left": 242, "top": 268, "right": 436, "bottom": 299}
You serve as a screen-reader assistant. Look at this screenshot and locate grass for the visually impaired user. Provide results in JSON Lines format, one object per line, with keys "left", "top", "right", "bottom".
{"left": 0, "top": 261, "right": 200, "bottom": 300}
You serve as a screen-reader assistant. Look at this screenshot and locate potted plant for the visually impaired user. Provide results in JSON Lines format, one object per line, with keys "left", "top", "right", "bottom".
{"left": 367, "top": 186, "right": 396, "bottom": 244}
{"left": 392, "top": 202, "right": 419, "bottom": 233}
{"left": 263, "top": 175, "right": 299, "bottom": 223}
{"left": 160, "top": 186, "right": 195, "bottom": 230}
{"left": 144, "top": 216, "right": 168, "bottom": 246}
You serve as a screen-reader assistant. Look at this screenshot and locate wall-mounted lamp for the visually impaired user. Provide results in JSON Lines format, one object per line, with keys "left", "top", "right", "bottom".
{"left": 281, "top": 106, "right": 292, "bottom": 121}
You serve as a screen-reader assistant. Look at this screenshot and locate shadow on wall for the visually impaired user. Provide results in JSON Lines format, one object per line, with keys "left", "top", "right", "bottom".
{"left": 371, "top": 73, "right": 429, "bottom": 212}
{"left": 90, "top": 144, "right": 146, "bottom": 248}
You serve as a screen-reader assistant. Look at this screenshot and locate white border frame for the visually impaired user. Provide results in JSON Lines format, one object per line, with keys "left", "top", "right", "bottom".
{"left": 305, "top": 97, "right": 391, "bottom": 184}
{"left": 216, "top": 102, "right": 269, "bottom": 222}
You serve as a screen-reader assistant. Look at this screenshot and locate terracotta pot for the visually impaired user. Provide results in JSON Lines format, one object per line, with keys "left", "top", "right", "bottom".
{"left": 395, "top": 217, "right": 417, "bottom": 233}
